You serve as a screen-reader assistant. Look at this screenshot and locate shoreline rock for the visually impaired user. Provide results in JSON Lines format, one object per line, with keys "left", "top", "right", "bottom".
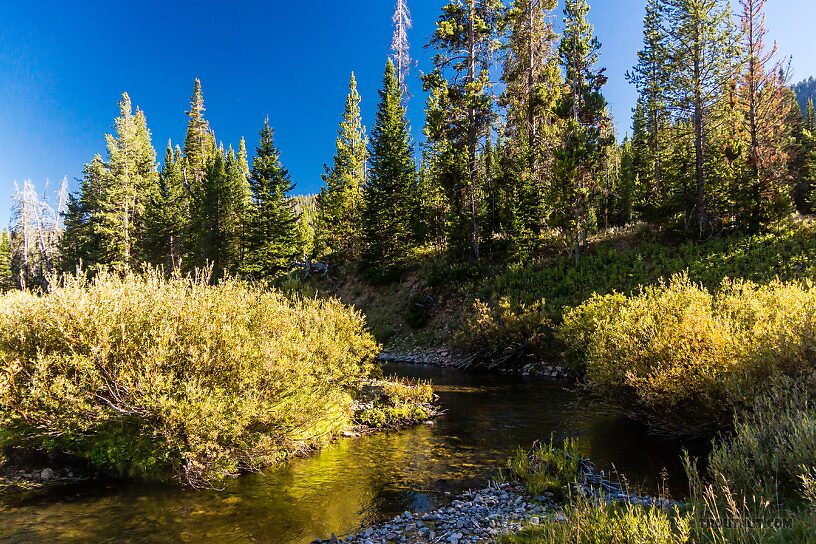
{"left": 378, "top": 348, "right": 576, "bottom": 380}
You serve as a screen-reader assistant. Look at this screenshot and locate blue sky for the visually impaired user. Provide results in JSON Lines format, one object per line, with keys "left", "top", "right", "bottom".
{"left": 1, "top": 0, "right": 814, "bottom": 227}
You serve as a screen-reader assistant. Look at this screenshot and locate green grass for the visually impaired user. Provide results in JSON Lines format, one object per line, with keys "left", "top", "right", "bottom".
{"left": 498, "top": 437, "right": 584, "bottom": 500}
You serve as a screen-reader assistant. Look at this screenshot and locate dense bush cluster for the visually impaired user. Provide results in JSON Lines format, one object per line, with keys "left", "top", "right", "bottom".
{"left": 558, "top": 275, "right": 816, "bottom": 434}
{"left": 455, "top": 298, "right": 553, "bottom": 366}
{"left": 0, "top": 270, "right": 380, "bottom": 487}
{"left": 456, "top": 220, "right": 816, "bottom": 365}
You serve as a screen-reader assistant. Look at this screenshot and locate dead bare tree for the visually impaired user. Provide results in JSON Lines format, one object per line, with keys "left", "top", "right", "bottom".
{"left": 391, "top": 0, "right": 413, "bottom": 99}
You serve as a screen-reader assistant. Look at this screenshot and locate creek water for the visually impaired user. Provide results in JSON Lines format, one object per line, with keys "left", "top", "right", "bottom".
{"left": 0, "top": 363, "right": 701, "bottom": 544}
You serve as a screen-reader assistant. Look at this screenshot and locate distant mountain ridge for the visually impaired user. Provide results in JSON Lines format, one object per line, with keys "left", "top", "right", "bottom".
{"left": 793, "top": 77, "right": 816, "bottom": 115}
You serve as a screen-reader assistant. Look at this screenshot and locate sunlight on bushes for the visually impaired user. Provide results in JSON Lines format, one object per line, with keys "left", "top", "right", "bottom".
{"left": 558, "top": 275, "right": 816, "bottom": 434}
{"left": 0, "top": 269, "right": 380, "bottom": 487}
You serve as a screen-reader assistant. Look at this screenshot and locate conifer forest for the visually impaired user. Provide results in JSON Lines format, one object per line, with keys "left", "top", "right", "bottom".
{"left": 2, "top": 1, "right": 816, "bottom": 543}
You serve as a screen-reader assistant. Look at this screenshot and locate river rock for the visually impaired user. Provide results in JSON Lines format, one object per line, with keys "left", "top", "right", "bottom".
{"left": 40, "top": 468, "right": 54, "bottom": 481}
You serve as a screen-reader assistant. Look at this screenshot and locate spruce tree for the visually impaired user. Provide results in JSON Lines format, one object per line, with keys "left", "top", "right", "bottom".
{"left": 142, "top": 142, "right": 187, "bottom": 269}
{"left": 806, "top": 98, "right": 815, "bottom": 134}
{"left": 736, "top": 0, "right": 794, "bottom": 230}
{"left": 183, "top": 79, "right": 215, "bottom": 183}
{"left": 315, "top": 73, "right": 368, "bottom": 261}
{"left": 502, "top": 0, "right": 562, "bottom": 242}
{"left": 362, "top": 60, "right": 417, "bottom": 281}
{"left": 62, "top": 94, "right": 159, "bottom": 270}
{"left": 243, "top": 119, "right": 300, "bottom": 278}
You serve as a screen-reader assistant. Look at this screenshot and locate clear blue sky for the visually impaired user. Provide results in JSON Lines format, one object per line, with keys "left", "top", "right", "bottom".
{"left": 1, "top": 0, "right": 814, "bottom": 227}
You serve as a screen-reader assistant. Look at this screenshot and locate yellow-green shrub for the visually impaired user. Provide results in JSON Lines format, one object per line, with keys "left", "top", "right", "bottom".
{"left": 354, "top": 378, "right": 435, "bottom": 428}
{"left": 0, "top": 270, "right": 380, "bottom": 487}
{"left": 557, "top": 275, "right": 816, "bottom": 433}
{"left": 455, "top": 298, "right": 553, "bottom": 363}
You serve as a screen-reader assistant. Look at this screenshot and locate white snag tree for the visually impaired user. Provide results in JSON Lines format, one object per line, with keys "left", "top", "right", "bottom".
{"left": 391, "top": 0, "right": 413, "bottom": 98}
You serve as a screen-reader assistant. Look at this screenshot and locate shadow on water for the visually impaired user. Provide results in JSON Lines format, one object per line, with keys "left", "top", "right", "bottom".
{"left": 0, "top": 363, "right": 708, "bottom": 544}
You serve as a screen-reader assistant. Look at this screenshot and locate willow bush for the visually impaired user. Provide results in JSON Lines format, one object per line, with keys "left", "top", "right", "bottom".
{"left": 0, "top": 270, "right": 380, "bottom": 487}
{"left": 559, "top": 275, "right": 816, "bottom": 434}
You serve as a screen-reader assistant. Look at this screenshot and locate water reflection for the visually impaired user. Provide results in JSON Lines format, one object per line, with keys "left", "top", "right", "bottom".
{"left": 0, "top": 364, "right": 703, "bottom": 544}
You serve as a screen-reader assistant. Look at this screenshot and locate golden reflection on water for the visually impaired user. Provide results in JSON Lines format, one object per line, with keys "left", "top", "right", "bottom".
{"left": 0, "top": 365, "right": 703, "bottom": 544}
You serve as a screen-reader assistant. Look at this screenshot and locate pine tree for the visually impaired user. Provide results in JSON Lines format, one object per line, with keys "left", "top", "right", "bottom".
{"left": 664, "top": 0, "right": 734, "bottom": 235}
{"left": 97, "top": 94, "right": 159, "bottom": 267}
{"left": 243, "top": 119, "right": 300, "bottom": 278}
{"left": 502, "top": 0, "right": 562, "bottom": 240}
{"left": 362, "top": 60, "right": 417, "bottom": 281}
{"left": 426, "top": 0, "right": 503, "bottom": 262}
{"left": 553, "top": 0, "right": 612, "bottom": 262}
{"left": 142, "top": 142, "right": 187, "bottom": 269}
{"left": 315, "top": 73, "right": 368, "bottom": 261}
{"left": 626, "top": 0, "right": 670, "bottom": 214}
{"left": 61, "top": 94, "right": 159, "bottom": 270}
{"left": 805, "top": 98, "right": 815, "bottom": 133}
{"left": 61, "top": 157, "right": 106, "bottom": 270}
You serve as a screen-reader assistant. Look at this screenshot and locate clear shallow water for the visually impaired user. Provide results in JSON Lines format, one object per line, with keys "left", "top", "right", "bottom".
{"left": 0, "top": 364, "right": 702, "bottom": 544}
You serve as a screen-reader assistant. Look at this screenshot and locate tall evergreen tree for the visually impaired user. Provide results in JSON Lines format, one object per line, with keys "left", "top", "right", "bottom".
{"left": 243, "top": 119, "right": 300, "bottom": 278}
{"left": 0, "top": 229, "right": 12, "bottom": 291}
{"left": 805, "top": 98, "right": 815, "bottom": 134}
{"left": 315, "top": 73, "right": 368, "bottom": 261}
{"left": 362, "top": 60, "right": 417, "bottom": 281}
{"left": 183, "top": 79, "right": 215, "bottom": 184}
{"left": 626, "top": 0, "right": 670, "bottom": 217}
{"left": 501, "top": 0, "right": 562, "bottom": 240}
{"left": 142, "top": 142, "right": 187, "bottom": 269}
{"left": 553, "top": 0, "right": 611, "bottom": 262}
{"left": 426, "top": 0, "right": 503, "bottom": 262}
{"left": 62, "top": 94, "right": 159, "bottom": 270}
{"left": 735, "top": 0, "right": 794, "bottom": 230}
{"left": 664, "top": 0, "right": 734, "bottom": 234}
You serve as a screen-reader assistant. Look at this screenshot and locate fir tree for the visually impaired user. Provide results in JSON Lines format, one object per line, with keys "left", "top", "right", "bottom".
{"left": 806, "top": 98, "right": 815, "bottom": 133}
{"left": 626, "top": 0, "right": 670, "bottom": 215}
{"left": 142, "top": 142, "right": 186, "bottom": 269}
{"left": 183, "top": 79, "right": 215, "bottom": 183}
{"left": 362, "top": 60, "right": 417, "bottom": 281}
{"left": 244, "top": 119, "right": 300, "bottom": 278}
{"left": 315, "top": 73, "right": 368, "bottom": 261}
{"left": 62, "top": 94, "right": 159, "bottom": 270}
{"left": 502, "top": 0, "right": 562, "bottom": 240}
{"left": 736, "top": 0, "right": 794, "bottom": 230}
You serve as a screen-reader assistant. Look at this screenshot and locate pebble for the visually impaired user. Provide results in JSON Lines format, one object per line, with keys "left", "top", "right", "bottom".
{"left": 313, "top": 462, "right": 685, "bottom": 544}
